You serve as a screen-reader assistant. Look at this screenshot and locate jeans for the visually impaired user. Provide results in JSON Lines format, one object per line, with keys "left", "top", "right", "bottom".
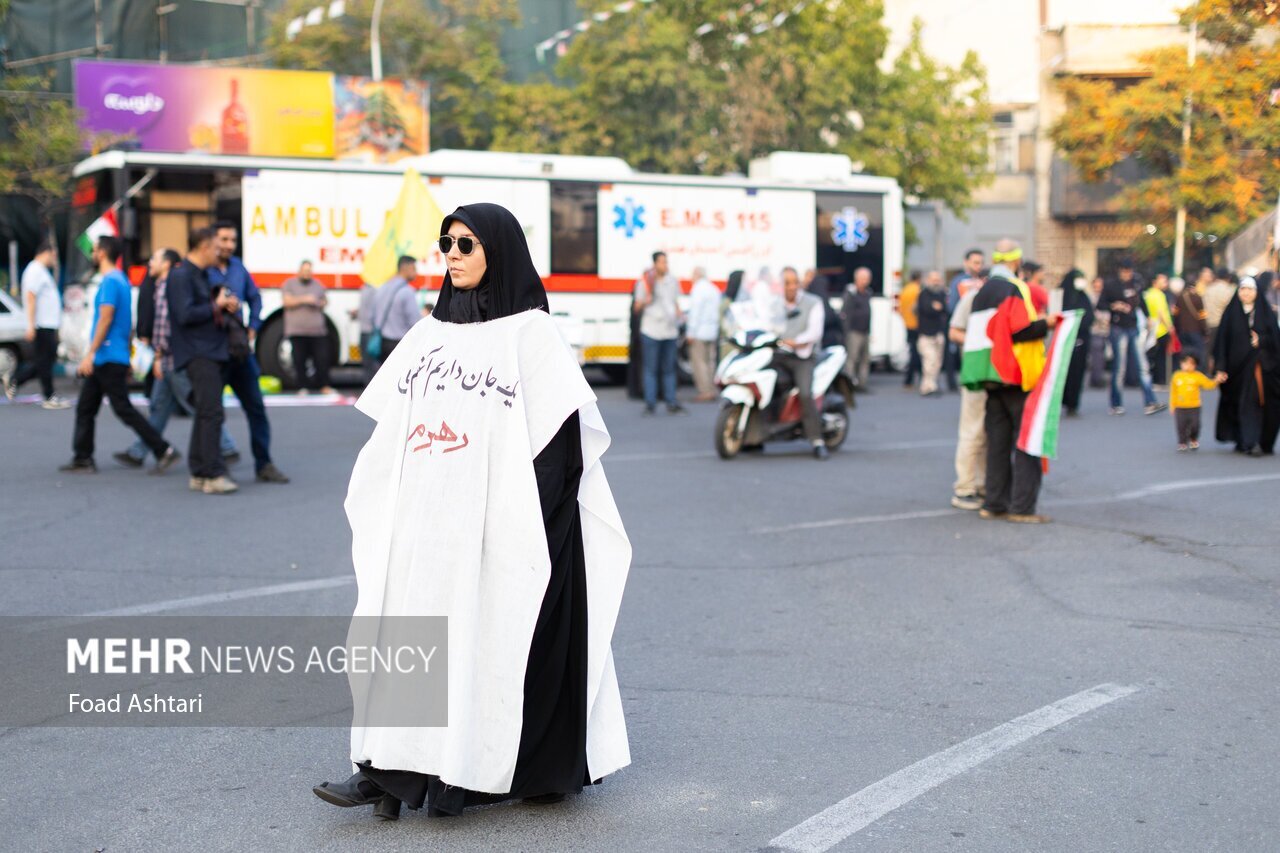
{"left": 73, "top": 362, "right": 169, "bottom": 463}
{"left": 127, "top": 367, "right": 237, "bottom": 461}
{"left": 12, "top": 327, "right": 58, "bottom": 398}
{"left": 187, "top": 357, "right": 228, "bottom": 479}
{"left": 641, "top": 334, "right": 678, "bottom": 408}
{"left": 1108, "top": 326, "right": 1156, "bottom": 408}
{"left": 224, "top": 354, "right": 273, "bottom": 472}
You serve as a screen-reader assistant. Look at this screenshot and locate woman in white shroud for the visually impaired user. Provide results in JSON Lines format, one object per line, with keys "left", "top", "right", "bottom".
{"left": 313, "top": 203, "right": 631, "bottom": 820}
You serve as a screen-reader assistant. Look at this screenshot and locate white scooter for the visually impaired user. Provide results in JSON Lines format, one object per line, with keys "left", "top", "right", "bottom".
{"left": 713, "top": 325, "right": 854, "bottom": 459}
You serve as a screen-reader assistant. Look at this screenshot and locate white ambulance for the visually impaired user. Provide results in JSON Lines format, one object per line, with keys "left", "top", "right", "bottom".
{"left": 69, "top": 149, "right": 904, "bottom": 385}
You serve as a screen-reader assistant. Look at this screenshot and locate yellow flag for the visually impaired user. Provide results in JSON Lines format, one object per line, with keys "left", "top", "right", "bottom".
{"left": 361, "top": 167, "right": 446, "bottom": 286}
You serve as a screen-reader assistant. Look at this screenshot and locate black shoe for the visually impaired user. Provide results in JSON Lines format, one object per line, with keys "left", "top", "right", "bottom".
{"left": 112, "top": 451, "right": 144, "bottom": 469}
{"left": 1247, "top": 445, "right": 1264, "bottom": 458}
{"left": 374, "top": 794, "right": 402, "bottom": 821}
{"left": 58, "top": 458, "right": 97, "bottom": 474}
{"left": 256, "top": 463, "right": 290, "bottom": 484}
{"left": 223, "top": 451, "right": 241, "bottom": 465}
{"left": 313, "top": 772, "right": 384, "bottom": 808}
{"left": 641, "top": 405, "right": 656, "bottom": 416}
{"left": 667, "top": 404, "right": 687, "bottom": 415}
{"left": 523, "top": 792, "right": 567, "bottom": 805}
{"left": 813, "top": 444, "right": 829, "bottom": 460}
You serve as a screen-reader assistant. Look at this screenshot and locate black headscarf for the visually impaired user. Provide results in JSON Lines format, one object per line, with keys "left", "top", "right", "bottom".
{"left": 1215, "top": 286, "right": 1279, "bottom": 377}
{"left": 430, "top": 203, "right": 549, "bottom": 325}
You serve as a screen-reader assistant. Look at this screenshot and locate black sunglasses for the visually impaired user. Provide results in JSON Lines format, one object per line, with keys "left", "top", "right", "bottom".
{"left": 439, "top": 235, "right": 483, "bottom": 256}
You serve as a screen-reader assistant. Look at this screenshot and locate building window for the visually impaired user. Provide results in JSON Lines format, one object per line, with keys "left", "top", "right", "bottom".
{"left": 550, "top": 181, "right": 597, "bottom": 275}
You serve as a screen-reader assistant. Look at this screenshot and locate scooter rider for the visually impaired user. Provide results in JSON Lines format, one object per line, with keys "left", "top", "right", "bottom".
{"left": 776, "top": 267, "right": 829, "bottom": 460}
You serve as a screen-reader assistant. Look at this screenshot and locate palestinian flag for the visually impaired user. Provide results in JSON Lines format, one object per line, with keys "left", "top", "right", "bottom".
{"left": 1017, "top": 309, "right": 1084, "bottom": 460}
{"left": 960, "top": 276, "right": 1047, "bottom": 393}
{"left": 75, "top": 209, "right": 118, "bottom": 258}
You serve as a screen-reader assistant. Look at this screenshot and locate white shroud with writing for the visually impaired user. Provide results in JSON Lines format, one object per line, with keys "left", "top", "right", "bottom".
{"left": 345, "top": 310, "right": 631, "bottom": 794}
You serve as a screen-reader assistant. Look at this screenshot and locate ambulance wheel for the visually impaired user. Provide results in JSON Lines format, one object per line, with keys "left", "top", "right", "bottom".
{"left": 255, "top": 318, "right": 294, "bottom": 390}
{"left": 715, "top": 404, "right": 745, "bottom": 459}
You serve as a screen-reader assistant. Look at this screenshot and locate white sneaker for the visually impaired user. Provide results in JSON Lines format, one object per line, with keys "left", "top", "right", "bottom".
{"left": 189, "top": 476, "right": 207, "bottom": 491}
{"left": 42, "top": 395, "right": 72, "bottom": 410}
{"left": 202, "top": 475, "right": 239, "bottom": 495}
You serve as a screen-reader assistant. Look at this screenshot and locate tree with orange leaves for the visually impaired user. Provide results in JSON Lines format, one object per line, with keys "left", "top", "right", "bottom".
{"left": 1051, "top": 0, "right": 1280, "bottom": 265}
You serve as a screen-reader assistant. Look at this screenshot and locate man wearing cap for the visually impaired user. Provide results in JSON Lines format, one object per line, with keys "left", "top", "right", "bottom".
{"left": 961, "top": 239, "right": 1057, "bottom": 524}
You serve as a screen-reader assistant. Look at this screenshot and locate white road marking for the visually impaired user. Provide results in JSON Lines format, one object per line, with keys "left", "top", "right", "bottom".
{"left": 759, "top": 508, "right": 955, "bottom": 534}
{"left": 768, "top": 682, "right": 1140, "bottom": 853}
{"left": 22, "top": 575, "right": 354, "bottom": 632}
{"left": 761, "top": 472, "right": 1280, "bottom": 533}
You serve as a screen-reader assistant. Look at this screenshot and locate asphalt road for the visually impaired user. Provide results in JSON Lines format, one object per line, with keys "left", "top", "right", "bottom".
{"left": 3, "top": 371, "right": 1279, "bottom": 852}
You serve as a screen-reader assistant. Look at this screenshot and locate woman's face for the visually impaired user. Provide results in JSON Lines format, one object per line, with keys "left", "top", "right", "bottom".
{"left": 1240, "top": 287, "right": 1257, "bottom": 306}
{"left": 444, "top": 219, "right": 487, "bottom": 291}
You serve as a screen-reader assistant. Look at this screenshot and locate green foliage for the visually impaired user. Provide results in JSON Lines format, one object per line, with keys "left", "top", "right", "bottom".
{"left": 0, "top": 74, "right": 105, "bottom": 212}
{"left": 1052, "top": 1, "right": 1280, "bottom": 254}
{"left": 263, "top": 0, "right": 993, "bottom": 217}
{"left": 522, "top": 1, "right": 991, "bottom": 215}
{"left": 264, "top": 0, "right": 516, "bottom": 150}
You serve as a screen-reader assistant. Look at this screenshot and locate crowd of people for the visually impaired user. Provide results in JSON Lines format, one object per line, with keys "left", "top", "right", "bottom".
{"left": 12, "top": 223, "right": 292, "bottom": 494}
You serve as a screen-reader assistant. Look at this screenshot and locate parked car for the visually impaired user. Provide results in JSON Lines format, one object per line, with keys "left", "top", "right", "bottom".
{"left": 0, "top": 289, "right": 36, "bottom": 383}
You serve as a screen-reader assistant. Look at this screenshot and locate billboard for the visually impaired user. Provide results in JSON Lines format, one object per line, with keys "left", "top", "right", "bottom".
{"left": 74, "top": 60, "right": 428, "bottom": 162}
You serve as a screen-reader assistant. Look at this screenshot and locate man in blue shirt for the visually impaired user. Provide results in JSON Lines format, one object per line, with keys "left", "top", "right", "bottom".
{"left": 61, "top": 236, "right": 179, "bottom": 474}
{"left": 209, "top": 220, "right": 289, "bottom": 483}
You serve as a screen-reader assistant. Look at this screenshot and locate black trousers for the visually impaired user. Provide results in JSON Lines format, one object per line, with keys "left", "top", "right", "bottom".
{"left": 72, "top": 362, "right": 168, "bottom": 462}
{"left": 186, "top": 357, "right": 228, "bottom": 478}
{"left": 771, "top": 350, "right": 822, "bottom": 443}
{"left": 1175, "top": 408, "right": 1200, "bottom": 445}
{"left": 13, "top": 327, "right": 58, "bottom": 398}
{"left": 983, "top": 385, "right": 1042, "bottom": 515}
{"left": 290, "top": 334, "right": 330, "bottom": 390}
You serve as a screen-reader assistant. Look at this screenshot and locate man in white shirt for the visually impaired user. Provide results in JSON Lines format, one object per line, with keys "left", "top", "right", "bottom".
{"left": 633, "top": 251, "right": 685, "bottom": 414}
{"left": 775, "top": 267, "right": 828, "bottom": 459}
{"left": 685, "top": 266, "right": 721, "bottom": 401}
{"left": 6, "top": 240, "right": 70, "bottom": 408}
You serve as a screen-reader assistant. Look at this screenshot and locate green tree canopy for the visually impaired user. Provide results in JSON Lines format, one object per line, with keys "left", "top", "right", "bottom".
{"left": 1051, "top": 1, "right": 1280, "bottom": 258}
{"left": 264, "top": 0, "right": 516, "bottom": 150}
{"left": 496, "top": 1, "right": 990, "bottom": 216}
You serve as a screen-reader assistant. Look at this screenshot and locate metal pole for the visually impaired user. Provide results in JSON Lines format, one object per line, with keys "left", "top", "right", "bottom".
{"left": 94, "top": 0, "right": 105, "bottom": 56}
{"left": 1172, "top": 16, "right": 1197, "bottom": 276}
{"left": 8, "top": 241, "right": 18, "bottom": 298}
{"left": 371, "top": 0, "right": 385, "bottom": 81}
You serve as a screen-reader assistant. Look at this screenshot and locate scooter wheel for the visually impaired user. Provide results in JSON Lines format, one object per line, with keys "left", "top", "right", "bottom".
{"left": 715, "top": 404, "right": 745, "bottom": 459}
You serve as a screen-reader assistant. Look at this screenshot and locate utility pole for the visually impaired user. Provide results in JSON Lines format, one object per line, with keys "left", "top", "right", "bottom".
{"left": 1173, "top": 14, "right": 1197, "bottom": 275}
{"left": 371, "top": 0, "right": 386, "bottom": 81}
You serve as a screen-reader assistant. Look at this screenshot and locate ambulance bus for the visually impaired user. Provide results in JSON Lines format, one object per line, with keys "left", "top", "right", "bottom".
{"left": 68, "top": 148, "right": 905, "bottom": 385}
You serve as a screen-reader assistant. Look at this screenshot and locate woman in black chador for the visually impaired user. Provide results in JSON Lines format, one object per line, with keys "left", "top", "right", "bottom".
{"left": 313, "top": 203, "right": 628, "bottom": 819}
{"left": 1057, "top": 269, "right": 1094, "bottom": 416}
{"left": 1213, "top": 277, "right": 1280, "bottom": 456}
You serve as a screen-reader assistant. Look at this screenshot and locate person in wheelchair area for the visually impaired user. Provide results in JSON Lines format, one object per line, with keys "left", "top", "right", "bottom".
{"left": 774, "top": 267, "right": 830, "bottom": 460}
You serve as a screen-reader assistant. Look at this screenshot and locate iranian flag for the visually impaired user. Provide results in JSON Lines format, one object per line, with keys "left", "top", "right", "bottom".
{"left": 1017, "top": 309, "right": 1084, "bottom": 460}
{"left": 75, "top": 209, "right": 118, "bottom": 258}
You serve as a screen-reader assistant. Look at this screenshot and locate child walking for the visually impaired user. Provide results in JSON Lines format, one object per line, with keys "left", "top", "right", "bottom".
{"left": 1169, "top": 353, "right": 1218, "bottom": 451}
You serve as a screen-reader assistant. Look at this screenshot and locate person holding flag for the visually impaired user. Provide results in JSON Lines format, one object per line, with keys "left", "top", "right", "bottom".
{"left": 959, "top": 239, "right": 1057, "bottom": 524}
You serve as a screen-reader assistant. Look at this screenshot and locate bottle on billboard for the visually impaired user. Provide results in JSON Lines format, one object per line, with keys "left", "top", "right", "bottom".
{"left": 221, "top": 79, "right": 250, "bottom": 154}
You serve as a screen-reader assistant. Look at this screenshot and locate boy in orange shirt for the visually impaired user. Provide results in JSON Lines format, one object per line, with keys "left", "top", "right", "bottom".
{"left": 1170, "top": 352, "right": 1219, "bottom": 451}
